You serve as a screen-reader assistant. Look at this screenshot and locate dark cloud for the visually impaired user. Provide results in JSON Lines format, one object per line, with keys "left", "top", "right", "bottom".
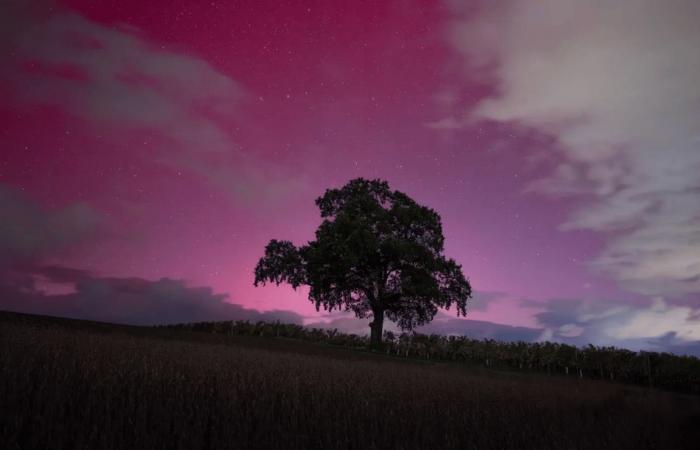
{"left": 33, "top": 265, "right": 93, "bottom": 284}
{"left": 305, "top": 315, "right": 373, "bottom": 335}
{"left": 0, "top": 265, "right": 304, "bottom": 326}
{"left": 0, "top": 184, "right": 100, "bottom": 268}
{"left": 306, "top": 311, "right": 542, "bottom": 342}
{"left": 526, "top": 297, "right": 591, "bottom": 329}
{"left": 0, "top": 183, "right": 300, "bottom": 326}
{"left": 469, "top": 290, "right": 507, "bottom": 312}
{"left": 417, "top": 315, "right": 542, "bottom": 342}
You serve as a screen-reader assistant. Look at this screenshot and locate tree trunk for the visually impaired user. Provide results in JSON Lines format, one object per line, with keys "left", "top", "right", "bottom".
{"left": 369, "top": 311, "right": 384, "bottom": 349}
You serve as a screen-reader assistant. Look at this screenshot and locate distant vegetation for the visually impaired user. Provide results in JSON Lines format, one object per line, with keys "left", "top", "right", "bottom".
{"left": 162, "top": 319, "right": 700, "bottom": 394}
{"left": 2, "top": 311, "right": 699, "bottom": 450}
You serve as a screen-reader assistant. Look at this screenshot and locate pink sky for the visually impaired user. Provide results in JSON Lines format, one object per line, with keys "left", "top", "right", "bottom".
{"left": 2, "top": 0, "right": 699, "bottom": 353}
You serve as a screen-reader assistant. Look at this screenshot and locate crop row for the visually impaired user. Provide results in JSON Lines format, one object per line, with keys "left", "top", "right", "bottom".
{"left": 162, "top": 320, "right": 700, "bottom": 393}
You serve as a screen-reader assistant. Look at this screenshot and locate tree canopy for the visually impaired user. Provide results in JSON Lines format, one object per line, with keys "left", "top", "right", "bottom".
{"left": 254, "top": 178, "right": 472, "bottom": 347}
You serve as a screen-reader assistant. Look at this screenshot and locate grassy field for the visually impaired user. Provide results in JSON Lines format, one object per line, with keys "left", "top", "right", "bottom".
{"left": 1, "top": 311, "right": 699, "bottom": 450}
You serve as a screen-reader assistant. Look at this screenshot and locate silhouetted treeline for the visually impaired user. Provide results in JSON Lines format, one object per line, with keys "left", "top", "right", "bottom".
{"left": 162, "top": 320, "right": 700, "bottom": 394}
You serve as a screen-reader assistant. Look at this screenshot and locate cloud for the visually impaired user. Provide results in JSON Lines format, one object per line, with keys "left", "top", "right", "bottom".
{"left": 469, "top": 290, "right": 507, "bottom": 312}
{"left": 445, "top": 0, "right": 700, "bottom": 297}
{"left": 2, "top": 1, "right": 238, "bottom": 149}
{"left": 306, "top": 310, "right": 542, "bottom": 342}
{"left": 416, "top": 313, "right": 542, "bottom": 341}
{"left": 33, "top": 265, "right": 93, "bottom": 284}
{"left": 305, "top": 314, "right": 376, "bottom": 335}
{"left": 526, "top": 296, "right": 700, "bottom": 355}
{"left": 0, "top": 264, "right": 304, "bottom": 326}
{"left": 1, "top": 1, "right": 294, "bottom": 202}
{"left": 0, "top": 183, "right": 302, "bottom": 326}
{"left": 0, "top": 184, "right": 101, "bottom": 268}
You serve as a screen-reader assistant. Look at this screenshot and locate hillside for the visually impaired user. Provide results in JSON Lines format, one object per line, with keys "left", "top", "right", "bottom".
{"left": 162, "top": 319, "right": 700, "bottom": 394}
{"left": 1, "top": 311, "right": 699, "bottom": 450}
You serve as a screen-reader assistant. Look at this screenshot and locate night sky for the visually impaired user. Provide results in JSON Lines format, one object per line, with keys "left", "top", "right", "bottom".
{"left": 2, "top": 0, "right": 699, "bottom": 355}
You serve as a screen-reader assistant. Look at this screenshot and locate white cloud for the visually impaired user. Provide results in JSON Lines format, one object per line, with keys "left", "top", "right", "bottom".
{"left": 446, "top": 0, "right": 700, "bottom": 296}
{"left": 3, "top": 3, "right": 241, "bottom": 154}
{"left": 530, "top": 296, "right": 700, "bottom": 350}
{"left": 1, "top": 1, "right": 297, "bottom": 202}
{"left": 611, "top": 298, "right": 700, "bottom": 342}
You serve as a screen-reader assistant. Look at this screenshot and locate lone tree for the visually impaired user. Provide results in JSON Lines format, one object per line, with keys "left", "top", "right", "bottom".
{"left": 254, "top": 178, "right": 472, "bottom": 347}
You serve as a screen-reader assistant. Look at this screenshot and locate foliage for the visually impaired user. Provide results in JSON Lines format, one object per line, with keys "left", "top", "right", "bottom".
{"left": 254, "top": 178, "right": 472, "bottom": 346}
{"left": 164, "top": 319, "right": 700, "bottom": 394}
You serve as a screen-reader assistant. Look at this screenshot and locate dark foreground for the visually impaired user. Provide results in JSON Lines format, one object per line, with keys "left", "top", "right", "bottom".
{"left": 1, "top": 311, "right": 699, "bottom": 450}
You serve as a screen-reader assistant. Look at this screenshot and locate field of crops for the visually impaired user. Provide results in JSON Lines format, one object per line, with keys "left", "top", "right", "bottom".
{"left": 1, "top": 311, "right": 699, "bottom": 450}
{"left": 164, "top": 319, "right": 700, "bottom": 394}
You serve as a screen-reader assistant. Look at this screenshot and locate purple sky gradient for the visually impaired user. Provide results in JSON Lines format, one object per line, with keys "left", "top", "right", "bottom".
{"left": 1, "top": 0, "right": 699, "bottom": 355}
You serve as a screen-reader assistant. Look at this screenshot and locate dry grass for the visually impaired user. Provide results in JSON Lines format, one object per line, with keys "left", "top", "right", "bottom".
{"left": 1, "top": 311, "right": 699, "bottom": 450}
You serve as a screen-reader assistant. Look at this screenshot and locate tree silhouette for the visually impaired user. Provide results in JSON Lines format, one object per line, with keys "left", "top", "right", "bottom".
{"left": 254, "top": 178, "right": 473, "bottom": 347}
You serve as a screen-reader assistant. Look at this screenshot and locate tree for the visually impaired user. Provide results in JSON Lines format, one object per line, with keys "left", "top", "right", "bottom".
{"left": 254, "top": 178, "right": 473, "bottom": 347}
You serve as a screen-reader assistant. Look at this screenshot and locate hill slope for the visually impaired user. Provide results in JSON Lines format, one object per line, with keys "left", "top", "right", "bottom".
{"left": 1, "top": 311, "right": 699, "bottom": 450}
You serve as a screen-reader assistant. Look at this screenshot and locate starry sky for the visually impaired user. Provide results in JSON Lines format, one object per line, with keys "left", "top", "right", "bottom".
{"left": 2, "top": 0, "right": 699, "bottom": 355}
